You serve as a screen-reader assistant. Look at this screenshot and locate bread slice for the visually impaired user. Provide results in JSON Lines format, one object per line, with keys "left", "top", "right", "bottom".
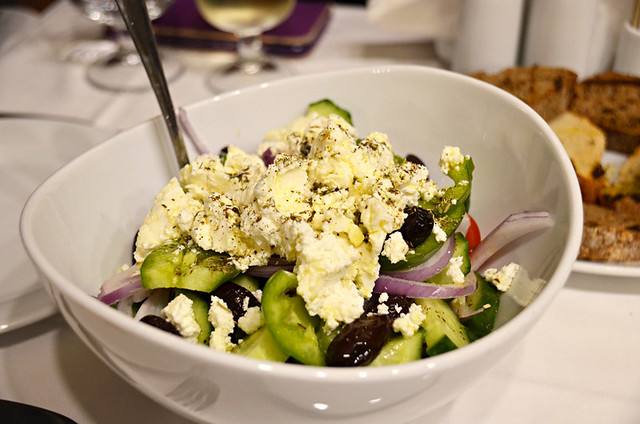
{"left": 549, "top": 111, "right": 608, "bottom": 203}
{"left": 569, "top": 72, "right": 640, "bottom": 154}
{"left": 471, "top": 66, "right": 577, "bottom": 121}
{"left": 579, "top": 203, "right": 640, "bottom": 262}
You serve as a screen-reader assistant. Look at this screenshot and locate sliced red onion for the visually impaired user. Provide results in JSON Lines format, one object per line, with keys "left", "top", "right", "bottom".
{"left": 117, "top": 295, "right": 135, "bottom": 314}
{"left": 246, "top": 263, "right": 294, "bottom": 278}
{"left": 374, "top": 271, "right": 477, "bottom": 299}
{"left": 97, "top": 264, "right": 150, "bottom": 306}
{"left": 261, "top": 148, "right": 276, "bottom": 166}
{"left": 381, "top": 235, "right": 455, "bottom": 281}
{"left": 178, "top": 107, "right": 209, "bottom": 156}
{"left": 134, "top": 289, "right": 172, "bottom": 320}
{"left": 470, "top": 211, "right": 554, "bottom": 272}
{"left": 246, "top": 256, "right": 294, "bottom": 278}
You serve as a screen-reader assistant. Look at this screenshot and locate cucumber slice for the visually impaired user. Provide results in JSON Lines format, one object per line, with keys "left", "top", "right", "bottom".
{"left": 463, "top": 273, "right": 500, "bottom": 341}
{"left": 416, "top": 298, "right": 469, "bottom": 356}
{"left": 232, "top": 326, "right": 289, "bottom": 362}
{"left": 261, "top": 270, "right": 325, "bottom": 366}
{"left": 230, "top": 274, "right": 262, "bottom": 293}
{"left": 306, "top": 99, "right": 353, "bottom": 125}
{"left": 175, "top": 289, "right": 213, "bottom": 345}
{"left": 140, "top": 242, "right": 240, "bottom": 292}
{"left": 370, "top": 328, "right": 425, "bottom": 366}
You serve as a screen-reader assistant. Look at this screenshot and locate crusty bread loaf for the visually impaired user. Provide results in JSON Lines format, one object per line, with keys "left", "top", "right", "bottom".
{"left": 570, "top": 72, "right": 640, "bottom": 154}
{"left": 472, "top": 66, "right": 577, "bottom": 121}
{"left": 549, "top": 111, "right": 608, "bottom": 203}
{"left": 579, "top": 203, "right": 640, "bottom": 262}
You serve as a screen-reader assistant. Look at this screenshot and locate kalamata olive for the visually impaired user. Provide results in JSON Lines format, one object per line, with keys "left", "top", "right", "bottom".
{"left": 140, "top": 314, "right": 181, "bottom": 336}
{"left": 325, "top": 314, "right": 393, "bottom": 367}
{"left": 212, "top": 282, "right": 260, "bottom": 321}
{"left": 364, "top": 293, "right": 412, "bottom": 320}
{"left": 212, "top": 282, "right": 260, "bottom": 344}
{"left": 399, "top": 206, "right": 434, "bottom": 248}
{"left": 131, "top": 229, "right": 139, "bottom": 265}
{"left": 405, "top": 154, "right": 425, "bottom": 166}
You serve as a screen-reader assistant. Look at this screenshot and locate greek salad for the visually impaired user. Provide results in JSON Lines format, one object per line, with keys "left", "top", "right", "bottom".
{"left": 97, "top": 100, "right": 553, "bottom": 367}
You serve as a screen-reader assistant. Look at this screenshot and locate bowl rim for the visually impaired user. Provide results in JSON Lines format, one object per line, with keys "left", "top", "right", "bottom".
{"left": 20, "top": 64, "right": 583, "bottom": 383}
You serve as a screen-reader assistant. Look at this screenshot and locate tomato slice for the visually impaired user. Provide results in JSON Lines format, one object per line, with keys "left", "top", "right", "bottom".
{"left": 465, "top": 214, "right": 481, "bottom": 252}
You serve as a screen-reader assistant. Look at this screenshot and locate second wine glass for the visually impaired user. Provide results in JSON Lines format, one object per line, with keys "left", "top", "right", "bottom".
{"left": 71, "top": 0, "right": 183, "bottom": 92}
{"left": 194, "top": 0, "right": 297, "bottom": 92}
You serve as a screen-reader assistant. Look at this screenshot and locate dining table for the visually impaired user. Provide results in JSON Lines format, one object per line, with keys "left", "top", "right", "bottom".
{"left": 1, "top": 1, "right": 640, "bottom": 423}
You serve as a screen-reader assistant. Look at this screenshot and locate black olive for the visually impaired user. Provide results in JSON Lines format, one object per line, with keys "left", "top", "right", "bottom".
{"left": 212, "top": 282, "right": 260, "bottom": 322}
{"left": 399, "top": 206, "right": 434, "bottom": 248}
{"left": 131, "top": 229, "right": 139, "bottom": 265}
{"left": 140, "top": 314, "right": 181, "bottom": 336}
{"left": 325, "top": 314, "right": 393, "bottom": 367}
{"left": 405, "top": 154, "right": 425, "bottom": 166}
{"left": 364, "top": 293, "right": 412, "bottom": 320}
{"left": 212, "top": 282, "right": 261, "bottom": 344}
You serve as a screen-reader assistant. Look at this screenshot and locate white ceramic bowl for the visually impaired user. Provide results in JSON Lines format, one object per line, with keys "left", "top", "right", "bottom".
{"left": 21, "top": 66, "right": 582, "bottom": 424}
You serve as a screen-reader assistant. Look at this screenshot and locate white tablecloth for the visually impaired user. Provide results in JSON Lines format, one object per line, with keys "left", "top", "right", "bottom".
{"left": 1, "top": 2, "right": 639, "bottom": 423}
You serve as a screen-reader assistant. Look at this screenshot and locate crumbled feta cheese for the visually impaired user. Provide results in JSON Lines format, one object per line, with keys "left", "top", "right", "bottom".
{"left": 483, "top": 262, "right": 521, "bottom": 292}
{"left": 392, "top": 303, "right": 426, "bottom": 337}
{"left": 439, "top": 146, "right": 467, "bottom": 175}
{"left": 141, "top": 112, "right": 459, "bottom": 330}
{"left": 446, "top": 255, "right": 466, "bottom": 284}
{"left": 382, "top": 231, "right": 409, "bottom": 264}
{"left": 432, "top": 221, "right": 447, "bottom": 242}
{"left": 134, "top": 178, "right": 200, "bottom": 263}
{"left": 237, "top": 306, "right": 263, "bottom": 334}
{"left": 208, "top": 296, "right": 236, "bottom": 352}
{"left": 161, "top": 294, "right": 201, "bottom": 343}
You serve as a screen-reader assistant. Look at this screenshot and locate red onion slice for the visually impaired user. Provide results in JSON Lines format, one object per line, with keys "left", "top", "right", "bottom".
{"left": 178, "top": 107, "right": 209, "bottom": 156}
{"left": 261, "top": 148, "right": 276, "bottom": 166}
{"left": 97, "top": 264, "right": 150, "bottom": 305}
{"left": 470, "top": 211, "right": 554, "bottom": 272}
{"left": 381, "top": 235, "right": 455, "bottom": 281}
{"left": 374, "top": 271, "right": 477, "bottom": 299}
{"left": 134, "top": 289, "right": 172, "bottom": 320}
{"left": 246, "top": 256, "right": 294, "bottom": 278}
{"left": 246, "top": 263, "right": 295, "bottom": 278}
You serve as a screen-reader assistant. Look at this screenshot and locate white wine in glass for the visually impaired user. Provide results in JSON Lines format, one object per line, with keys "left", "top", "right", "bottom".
{"left": 71, "top": 0, "right": 183, "bottom": 92}
{"left": 195, "top": 0, "right": 297, "bottom": 92}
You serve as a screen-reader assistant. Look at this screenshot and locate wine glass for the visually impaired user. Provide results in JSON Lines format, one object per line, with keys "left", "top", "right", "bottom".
{"left": 71, "top": 0, "right": 183, "bottom": 92}
{"left": 194, "top": 0, "right": 297, "bottom": 92}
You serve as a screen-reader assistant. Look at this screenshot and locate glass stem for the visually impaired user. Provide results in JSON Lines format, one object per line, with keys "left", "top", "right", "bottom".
{"left": 236, "top": 35, "right": 266, "bottom": 75}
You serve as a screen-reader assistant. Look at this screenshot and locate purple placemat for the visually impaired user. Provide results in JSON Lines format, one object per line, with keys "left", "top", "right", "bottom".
{"left": 153, "top": 0, "right": 331, "bottom": 56}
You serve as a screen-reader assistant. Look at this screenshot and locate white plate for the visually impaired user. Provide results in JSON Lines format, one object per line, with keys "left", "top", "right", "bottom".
{"left": 572, "top": 150, "right": 640, "bottom": 279}
{"left": 0, "top": 117, "right": 113, "bottom": 334}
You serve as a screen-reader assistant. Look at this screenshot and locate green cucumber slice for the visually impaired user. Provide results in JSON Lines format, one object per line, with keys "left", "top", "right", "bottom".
{"left": 306, "top": 99, "right": 353, "bottom": 125}
{"left": 261, "top": 270, "right": 325, "bottom": 366}
{"left": 416, "top": 298, "right": 470, "bottom": 356}
{"left": 463, "top": 273, "right": 501, "bottom": 341}
{"left": 232, "top": 326, "right": 289, "bottom": 362}
{"left": 174, "top": 289, "right": 212, "bottom": 345}
{"left": 140, "top": 242, "right": 240, "bottom": 292}
{"left": 370, "top": 328, "right": 425, "bottom": 366}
